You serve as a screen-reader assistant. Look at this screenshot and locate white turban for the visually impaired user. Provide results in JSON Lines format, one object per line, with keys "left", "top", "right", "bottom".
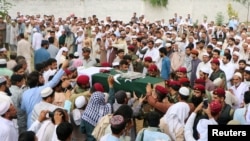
{"left": 0, "top": 101, "right": 10, "bottom": 115}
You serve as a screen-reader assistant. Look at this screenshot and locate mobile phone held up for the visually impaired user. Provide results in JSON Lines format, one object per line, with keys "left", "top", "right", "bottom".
{"left": 203, "top": 98, "right": 208, "bottom": 109}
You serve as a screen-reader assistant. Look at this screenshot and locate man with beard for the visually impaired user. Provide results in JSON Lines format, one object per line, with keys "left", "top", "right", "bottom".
{"left": 159, "top": 47, "right": 171, "bottom": 81}
{"left": 34, "top": 40, "right": 51, "bottom": 67}
{"left": 21, "top": 60, "right": 69, "bottom": 128}
{"left": 209, "top": 58, "right": 227, "bottom": 89}
{"left": 199, "top": 66, "right": 215, "bottom": 91}
{"left": 183, "top": 46, "right": 192, "bottom": 79}
{"left": 229, "top": 72, "right": 248, "bottom": 109}
{"left": 190, "top": 84, "right": 206, "bottom": 108}
{"left": 0, "top": 76, "right": 12, "bottom": 103}
{"left": 220, "top": 53, "right": 235, "bottom": 89}
{"left": 196, "top": 52, "right": 211, "bottom": 79}
{"left": 226, "top": 37, "right": 236, "bottom": 55}
{"left": 234, "top": 59, "right": 246, "bottom": 81}
{"left": 190, "top": 49, "right": 201, "bottom": 87}
{"left": 234, "top": 35, "right": 242, "bottom": 48}
{"left": 0, "top": 100, "right": 18, "bottom": 141}
{"left": 244, "top": 66, "right": 250, "bottom": 87}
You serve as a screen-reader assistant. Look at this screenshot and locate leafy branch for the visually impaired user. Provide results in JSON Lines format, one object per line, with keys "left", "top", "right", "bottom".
{"left": 144, "top": 0, "right": 168, "bottom": 7}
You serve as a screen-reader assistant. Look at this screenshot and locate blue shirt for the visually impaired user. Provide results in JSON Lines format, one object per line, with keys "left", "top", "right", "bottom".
{"left": 135, "top": 127, "right": 171, "bottom": 141}
{"left": 233, "top": 107, "right": 247, "bottom": 124}
{"left": 34, "top": 47, "right": 50, "bottom": 65}
{"left": 21, "top": 69, "right": 65, "bottom": 128}
{"left": 160, "top": 56, "right": 171, "bottom": 80}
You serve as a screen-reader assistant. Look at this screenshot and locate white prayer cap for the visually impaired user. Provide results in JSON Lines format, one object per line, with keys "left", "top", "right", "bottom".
{"left": 32, "top": 28, "right": 37, "bottom": 32}
{"left": 176, "top": 37, "right": 182, "bottom": 42}
{"left": 155, "top": 39, "right": 163, "bottom": 44}
{"left": 77, "top": 28, "right": 83, "bottom": 33}
{"left": 0, "top": 59, "right": 7, "bottom": 65}
{"left": 125, "top": 25, "right": 131, "bottom": 28}
{"left": 75, "top": 96, "right": 86, "bottom": 109}
{"left": 131, "top": 35, "right": 137, "bottom": 39}
{"left": 72, "top": 109, "right": 81, "bottom": 126}
{"left": 245, "top": 66, "right": 250, "bottom": 72}
{"left": 232, "top": 51, "right": 240, "bottom": 57}
{"left": 217, "top": 41, "right": 223, "bottom": 45}
{"left": 213, "top": 78, "right": 223, "bottom": 87}
{"left": 234, "top": 72, "right": 242, "bottom": 79}
{"left": 166, "top": 43, "right": 171, "bottom": 48}
{"left": 74, "top": 52, "right": 79, "bottom": 57}
{"left": 0, "top": 101, "right": 10, "bottom": 115}
{"left": 200, "top": 67, "right": 210, "bottom": 74}
{"left": 234, "top": 35, "right": 242, "bottom": 41}
{"left": 178, "top": 87, "right": 190, "bottom": 96}
{"left": 0, "top": 76, "right": 7, "bottom": 83}
{"left": 40, "top": 87, "right": 53, "bottom": 98}
{"left": 55, "top": 24, "right": 59, "bottom": 28}
{"left": 0, "top": 47, "right": 6, "bottom": 52}
{"left": 202, "top": 52, "right": 209, "bottom": 56}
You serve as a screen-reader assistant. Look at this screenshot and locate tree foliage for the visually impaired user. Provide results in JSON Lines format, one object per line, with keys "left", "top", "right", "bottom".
{"left": 144, "top": 0, "right": 168, "bottom": 7}
{"left": 227, "top": 3, "right": 238, "bottom": 18}
{"left": 233, "top": 0, "right": 250, "bottom": 8}
{"left": 215, "top": 12, "right": 225, "bottom": 26}
{"left": 0, "top": 0, "right": 13, "bottom": 17}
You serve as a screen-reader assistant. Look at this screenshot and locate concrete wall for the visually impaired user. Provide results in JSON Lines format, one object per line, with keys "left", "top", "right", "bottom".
{"left": 7, "top": 0, "right": 249, "bottom": 23}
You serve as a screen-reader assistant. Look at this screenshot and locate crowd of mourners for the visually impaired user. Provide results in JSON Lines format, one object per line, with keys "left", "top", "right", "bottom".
{"left": 0, "top": 11, "right": 250, "bottom": 141}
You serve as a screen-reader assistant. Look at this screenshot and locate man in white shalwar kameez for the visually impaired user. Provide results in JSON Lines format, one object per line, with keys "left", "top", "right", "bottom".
{"left": 75, "top": 28, "right": 84, "bottom": 59}
{"left": 229, "top": 72, "right": 248, "bottom": 109}
{"left": 31, "top": 87, "right": 62, "bottom": 125}
{"left": 159, "top": 87, "right": 190, "bottom": 141}
{"left": 32, "top": 28, "right": 43, "bottom": 50}
{"left": 0, "top": 101, "right": 18, "bottom": 141}
{"left": 17, "top": 33, "right": 32, "bottom": 73}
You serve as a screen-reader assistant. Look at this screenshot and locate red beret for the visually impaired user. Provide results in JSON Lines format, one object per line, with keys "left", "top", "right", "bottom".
{"left": 64, "top": 69, "right": 72, "bottom": 75}
{"left": 155, "top": 85, "right": 168, "bottom": 95}
{"left": 194, "top": 78, "right": 206, "bottom": 86}
{"left": 168, "top": 80, "right": 181, "bottom": 87}
{"left": 76, "top": 75, "right": 90, "bottom": 85}
{"left": 179, "top": 77, "right": 190, "bottom": 84}
{"left": 148, "top": 64, "right": 158, "bottom": 72}
{"left": 128, "top": 45, "right": 135, "bottom": 51}
{"left": 101, "top": 62, "right": 110, "bottom": 67}
{"left": 193, "top": 84, "right": 205, "bottom": 92}
{"left": 144, "top": 56, "right": 152, "bottom": 62}
{"left": 210, "top": 100, "right": 222, "bottom": 114}
{"left": 213, "top": 88, "right": 225, "bottom": 97}
{"left": 191, "top": 49, "right": 199, "bottom": 55}
{"left": 93, "top": 83, "right": 104, "bottom": 92}
{"left": 210, "top": 59, "right": 220, "bottom": 65}
{"left": 177, "top": 67, "right": 187, "bottom": 73}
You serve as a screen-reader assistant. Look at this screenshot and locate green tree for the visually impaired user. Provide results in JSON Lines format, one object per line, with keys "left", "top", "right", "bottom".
{"left": 144, "top": 0, "right": 168, "bottom": 7}
{"left": 215, "top": 12, "right": 225, "bottom": 26}
{"left": 233, "top": 0, "right": 250, "bottom": 24}
{"left": 227, "top": 3, "right": 238, "bottom": 18}
{"left": 0, "top": 0, "right": 13, "bottom": 17}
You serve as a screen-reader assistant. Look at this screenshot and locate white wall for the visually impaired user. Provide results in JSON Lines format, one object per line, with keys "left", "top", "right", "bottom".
{"left": 7, "top": 0, "right": 249, "bottom": 23}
